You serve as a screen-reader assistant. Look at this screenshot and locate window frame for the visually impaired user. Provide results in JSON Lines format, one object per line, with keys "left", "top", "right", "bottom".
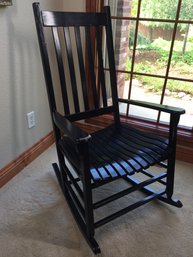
{"left": 86, "top": 0, "right": 193, "bottom": 163}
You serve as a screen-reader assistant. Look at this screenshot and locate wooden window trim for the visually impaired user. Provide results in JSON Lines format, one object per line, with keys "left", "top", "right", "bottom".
{"left": 86, "top": 0, "right": 96, "bottom": 12}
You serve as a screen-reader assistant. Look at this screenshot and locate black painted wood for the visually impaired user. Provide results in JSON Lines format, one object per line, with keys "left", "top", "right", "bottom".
{"left": 96, "top": 26, "right": 107, "bottom": 107}
{"left": 88, "top": 123, "right": 169, "bottom": 183}
{"left": 85, "top": 26, "right": 99, "bottom": 109}
{"left": 74, "top": 26, "right": 89, "bottom": 111}
{"left": 64, "top": 26, "right": 80, "bottom": 113}
{"left": 42, "top": 11, "right": 107, "bottom": 27}
{"left": 93, "top": 172, "right": 167, "bottom": 209}
{"left": 52, "top": 27, "right": 70, "bottom": 115}
{"left": 118, "top": 98, "right": 185, "bottom": 114}
{"left": 33, "top": 2, "right": 185, "bottom": 254}
{"left": 95, "top": 189, "right": 166, "bottom": 228}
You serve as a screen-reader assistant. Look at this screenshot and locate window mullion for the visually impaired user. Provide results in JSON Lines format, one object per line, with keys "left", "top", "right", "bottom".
{"left": 126, "top": 0, "right": 142, "bottom": 116}
{"left": 157, "top": 0, "right": 182, "bottom": 123}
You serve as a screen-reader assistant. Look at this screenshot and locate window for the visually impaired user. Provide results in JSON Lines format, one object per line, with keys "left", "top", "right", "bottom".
{"left": 103, "top": 0, "right": 193, "bottom": 130}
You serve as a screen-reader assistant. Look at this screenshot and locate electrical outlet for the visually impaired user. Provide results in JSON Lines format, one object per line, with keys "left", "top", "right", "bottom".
{"left": 27, "top": 111, "right": 35, "bottom": 128}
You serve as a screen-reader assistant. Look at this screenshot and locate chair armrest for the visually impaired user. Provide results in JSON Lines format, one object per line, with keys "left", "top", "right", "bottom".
{"left": 118, "top": 98, "right": 185, "bottom": 115}
{"left": 53, "top": 111, "right": 91, "bottom": 144}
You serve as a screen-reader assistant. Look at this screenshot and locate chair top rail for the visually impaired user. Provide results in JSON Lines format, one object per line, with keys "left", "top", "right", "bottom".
{"left": 42, "top": 10, "right": 108, "bottom": 27}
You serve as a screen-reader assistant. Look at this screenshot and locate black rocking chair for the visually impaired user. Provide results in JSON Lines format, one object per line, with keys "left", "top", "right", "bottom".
{"left": 33, "top": 3, "right": 185, "bottom": 254}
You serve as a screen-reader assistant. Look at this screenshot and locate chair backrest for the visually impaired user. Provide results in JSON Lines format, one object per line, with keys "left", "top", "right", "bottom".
{"left": 33, "top": 3, "right": 120, "bottom": 123}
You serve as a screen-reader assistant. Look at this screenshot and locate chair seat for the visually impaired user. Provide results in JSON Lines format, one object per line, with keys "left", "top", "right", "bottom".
{"left": 89, "top": 123, "right": 169, "bottom": 183}
{"left": 59, "top": 122, "right": 169, "bottom": 185}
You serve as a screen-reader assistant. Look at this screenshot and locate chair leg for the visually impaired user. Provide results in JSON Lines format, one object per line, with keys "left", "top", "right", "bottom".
{"left": 156, "top": 194, "right": 183, "bottom": 207}
{"left": 76, "top": 142, "right": 101, "bottom": 253}
{"left": 166, "top": 155, "right": 175, "bottom": 199}
{"left": 82, "top": 181, "right": 101, "bottom": 254}
{"left": 53, "top": 162, "right": 64, "bottom": 188}
{"left": 165, "top": 155, "right": 183, "bottom": 208}
{"left": 81, "top": 147, "right": 101, "bottom": 253}
{"left": 164, "top": 114, "right": 183, "bottom": 208}
{"left": 82, "top": 178, "right": 95, "bottom": 239}
{"left": 53, "top": 163, "right": 101, "bottom": 254}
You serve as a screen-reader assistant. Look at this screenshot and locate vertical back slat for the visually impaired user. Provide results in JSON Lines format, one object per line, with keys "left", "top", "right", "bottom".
{"left": 33, "top": 4, "right": 57, "bottom": 115}
{"left": 85, "top": 26, "right": 99, "bottom": 109}
{"left": 96, "top": 26, "right": 107, "bottom": 107}
{"left": 52, "top": 27, "right": 70, "bottom": 115}
{"left": 105, "top": 7, "right": 120, "bottom": 123}
{"left": 35, "top": 3, "right": 120, "bottom": 122}
{"left": 63, "top": 26, "right": 80, "bottom": 113}
{"left": 74, "top": 26, "right": 89, "bottom": 111}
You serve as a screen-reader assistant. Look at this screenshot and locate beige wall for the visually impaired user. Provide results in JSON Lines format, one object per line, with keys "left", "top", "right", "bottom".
{"left": 0, "top": 0, "right": 85, "bottom": 169}
{"left": 62, "top": 0, "right": 85, "bottom": 11}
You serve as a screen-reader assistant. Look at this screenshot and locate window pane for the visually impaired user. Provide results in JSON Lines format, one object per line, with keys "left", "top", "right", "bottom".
{"left": 160, "top": 80, "right": 193, "bottom": 128}
{"left": 119, "top": 76, "right": 163, "bottom": 120}
{"left": 179, "top": 0, "right": 193, "bottom": 21}
{"left": 169, "top": 24, "right": 193, "bottom": 80}
{"left": 140, "top": 0, "right": 178, "bottom": 20}
{"left": 120, "top": 102, "right": 162, "bottom": 119}
{"left": 131, "top": 21, "right": 175, "bottom": 77}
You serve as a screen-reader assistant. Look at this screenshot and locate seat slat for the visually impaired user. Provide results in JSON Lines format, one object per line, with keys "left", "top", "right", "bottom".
{"left": 89, "top": 142, "right": 133, "bottom": 175}
{"left": 94, "top": 126, "right": 159, "bottom": 164}
{"left": 91, "top": 140, "right": 135, "bottom": 173}
{"left": 115, "top": 131, "right": 165, "bottom": 159}
{"left": 122, "top": 124, "right": 168, "bottom": 146}
{"left": 96, "top": 131, "right": 150, "bottom": 167}
{"left": 107, "top": 138, "right": 149, "bottom": 168}
{"left": 117, "top": 132, "right": 164, "bottom": 158}
{"left": 90, "top": 167, "right": 103, "bottom": 181}
{"left": 112, "top": 135, "right": 153, "bottom": 166}
{"left": 90, "top": 132, "right": 142, "bottom": 172}
{"left": 89, "top": 150, "right": 119, "bottom": 178}
{"left": 120, "top": 129, "right": 166, "bottom": 154}
{"left": 123, "top": 132, "right": 166, "bottom": 152}
{"left": 89, "top": 149, "right": 116, "bottom": 179}
{"left": 97, "top": 166, "right": 111, "bottom": 180}
{"left": 105, "top": 164, "right": 120, "bottom": 178}
{"left": 88, "top": 123, "right": 169, "bottom": 184}
{"left": 89, "top": 143, "right": 127, "bottom": 178}
{"left": 93, "top": 133, "right": 143, "bottom": 171}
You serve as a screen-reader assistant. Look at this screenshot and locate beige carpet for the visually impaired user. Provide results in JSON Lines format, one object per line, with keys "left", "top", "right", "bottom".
{"left": 1, "top": 145, "right": 193, "bottom": 257}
